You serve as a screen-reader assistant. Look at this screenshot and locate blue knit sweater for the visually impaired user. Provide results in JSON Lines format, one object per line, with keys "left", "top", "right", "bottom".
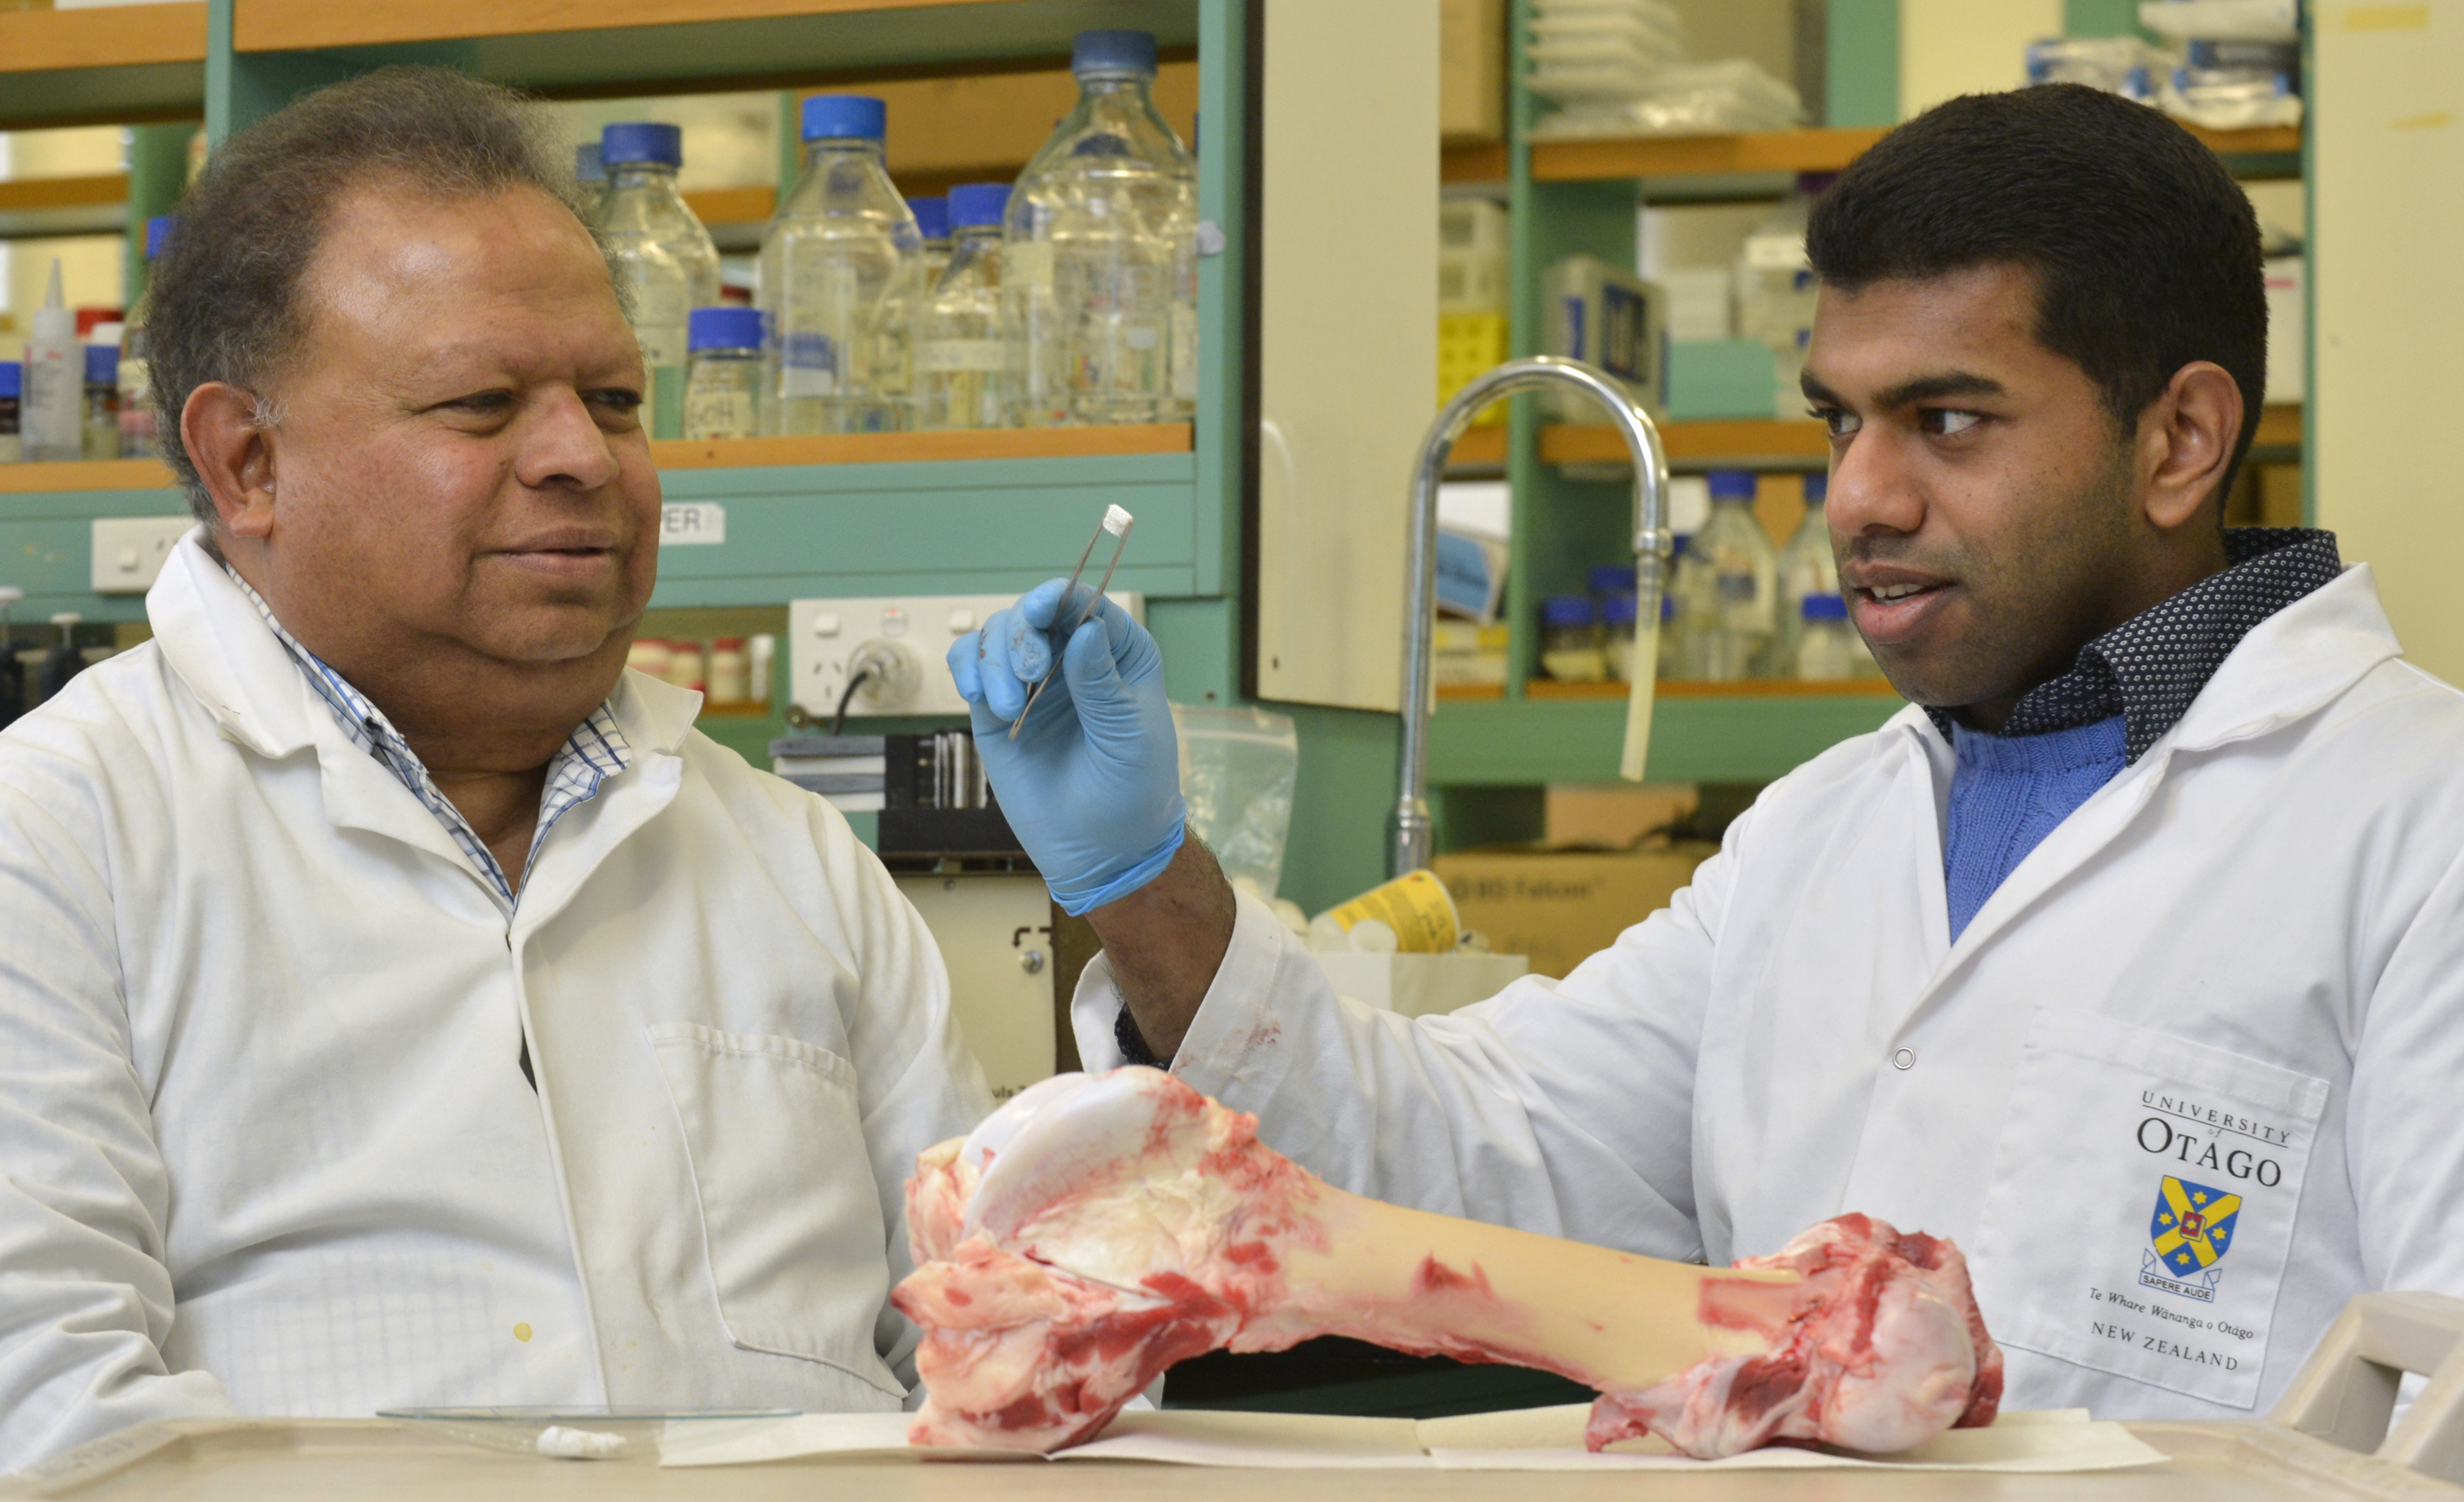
{"left": 1943, "top": 714, "right": 2128, "bottom": 941}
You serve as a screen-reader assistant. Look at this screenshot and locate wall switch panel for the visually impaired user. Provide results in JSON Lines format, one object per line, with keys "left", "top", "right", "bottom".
{"left": 91, "top": 516, "right": 195, "bottom": 594}
{"left": 789, "top": 592, "right": 1145, "bottom": 719}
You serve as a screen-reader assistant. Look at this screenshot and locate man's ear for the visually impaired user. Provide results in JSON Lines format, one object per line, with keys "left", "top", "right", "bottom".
{"left": 2140, "top": 361, "right": 2244, "bottom": 532}
{"left": 180, "top": 383, "right": 280, "bottom": 540}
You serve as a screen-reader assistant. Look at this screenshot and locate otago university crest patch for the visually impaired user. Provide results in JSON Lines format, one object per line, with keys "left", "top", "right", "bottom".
{"left": 2142, "top": 1175, "right": 2241, "bottom": 1303}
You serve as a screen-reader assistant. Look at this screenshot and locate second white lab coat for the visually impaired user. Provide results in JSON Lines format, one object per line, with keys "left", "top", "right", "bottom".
{"left": 1078, "top": 564, "right": 2464, "bottom": 1422}
{"left": 0, "top": 536, "right": 991, "bottom": 1471}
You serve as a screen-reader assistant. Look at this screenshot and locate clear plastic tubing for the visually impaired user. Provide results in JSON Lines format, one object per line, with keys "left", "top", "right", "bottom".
{"left": 683, "top": 306, "right": 766, "bottom": 440}
{"left": 916, "top": 182, "right": 1016, "bottom": 431}
{"left": 761, "top": 94, "right": 922, "bottom": 435}
{"left": 1005, "top": 29, "right": 1197, "bottom": 426}
{"left": 598, "top": 122, "right": 721, "bottom": 441}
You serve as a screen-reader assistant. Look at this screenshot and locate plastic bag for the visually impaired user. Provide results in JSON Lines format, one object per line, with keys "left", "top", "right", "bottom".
{"left": 1172, "top": 703, "right": 1299, "bottom": 902}
{"left": 1532, "top": 60, "right": 1805, "bottom": 138}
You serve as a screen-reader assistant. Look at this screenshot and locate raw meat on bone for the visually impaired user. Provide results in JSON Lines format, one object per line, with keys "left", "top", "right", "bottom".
{"left": 894, "top": 1068, "right": 2000, "bottom": 1457}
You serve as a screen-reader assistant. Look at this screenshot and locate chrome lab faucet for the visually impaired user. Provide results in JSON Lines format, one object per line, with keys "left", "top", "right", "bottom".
{"left": 1391, "top": 356, "right": 1672, "bottom": 878}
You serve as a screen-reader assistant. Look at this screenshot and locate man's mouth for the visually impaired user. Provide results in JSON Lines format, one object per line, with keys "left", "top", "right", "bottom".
{"left": 1844, "top": 572, "right": 1954, "bottom": 645}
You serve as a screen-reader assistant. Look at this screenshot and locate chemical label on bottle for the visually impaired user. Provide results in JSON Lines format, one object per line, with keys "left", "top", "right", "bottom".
{"left": 683, "top": 389, "right": 759, "bottom": 441}
{"left": 779, "top": 331, "right": 840, "bottom": 398}
{"left": 1004, "top": 242, "right": 1055, "bottom": 289}
{"left": 916, "top": 340, "right": 1008, "bottom": 373}
{"left": 1123, "top": 324, "right": 1161, "bottom": 352}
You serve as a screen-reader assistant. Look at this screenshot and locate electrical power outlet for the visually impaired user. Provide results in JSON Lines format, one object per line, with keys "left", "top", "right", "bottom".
{"left": 91, "top": 516, "right": 195, "bottom": 594}
{"left": 789, "top": 592, "right": 1145, "bottom": 720}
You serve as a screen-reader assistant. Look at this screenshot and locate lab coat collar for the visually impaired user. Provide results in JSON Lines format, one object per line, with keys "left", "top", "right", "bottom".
{"left": 150, "top": 528, "right": 704, "bottom": 763}
{"left": 1877, "top": 561, "right": 2400, "bottom": 766}
{"left": 147, "top": 528, "right": 325, "bottom": 760}
{"left": 1878, "top": 562, "right": 2405, "bottom": 1027}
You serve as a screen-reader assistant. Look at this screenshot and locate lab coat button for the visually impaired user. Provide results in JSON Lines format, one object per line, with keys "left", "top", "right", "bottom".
{"left": 1892, "top": 1048, "right": 1916, "bottom": 1071}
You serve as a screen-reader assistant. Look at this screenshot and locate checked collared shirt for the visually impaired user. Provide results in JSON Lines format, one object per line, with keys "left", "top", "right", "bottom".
{"left": 223, "top": 564, "right": 629, "bottom": 912}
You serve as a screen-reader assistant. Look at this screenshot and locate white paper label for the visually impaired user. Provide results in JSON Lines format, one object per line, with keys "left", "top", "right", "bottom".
{"left": 1968, "top": 1008, "right": 2328, "bottom": 1408}
{"left": 662, "top": 502, "right": 727, "bottom": 546}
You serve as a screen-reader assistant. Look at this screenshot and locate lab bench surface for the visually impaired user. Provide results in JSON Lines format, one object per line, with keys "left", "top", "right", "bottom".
{"left": 6, "top": 1417, "right": 2455, "bottom": 1500}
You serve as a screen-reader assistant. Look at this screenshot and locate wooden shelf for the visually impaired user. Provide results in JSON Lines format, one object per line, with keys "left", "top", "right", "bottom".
{"left": 1444, "top": 405, "right": 2304, "bottom": 473}
{"left": 680, "top": 186, "right": 777, "bottom": 228}
{"left": 0, "top": 2, "right": 206, "bottom": 130}
{"left": 237, "top": 0, "right": 982, "bottom": 51}
{"left": 0, "top": 171, "right": 132, "bottom": 239}
{"left": 1441, "top": 141, "right": 1508, "bottom": 183}
{"left": 1532, "top": 127, "right": 1888, "bottom": 183}
{"left": 0, "top": 2, "right": 206, "bottom": 73}
{"left": 0, "top": 459, "right": 177, "bottom": 495}
{"left": 1531, "top": 124, "right": 2301, "bottom": 187}
{"left": 226, "top": 0, "right": 1200, "bottom": 95}
{"left": 648, "top": 423, "right": 1189, "bottom": 469}
{"left": 0, "top": 427, "right": 1190, "bottom": 497}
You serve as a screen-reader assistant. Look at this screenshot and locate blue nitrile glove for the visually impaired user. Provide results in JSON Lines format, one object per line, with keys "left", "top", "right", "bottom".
{"left": 948, "top": 579, "right": 1184, "bottom": 914}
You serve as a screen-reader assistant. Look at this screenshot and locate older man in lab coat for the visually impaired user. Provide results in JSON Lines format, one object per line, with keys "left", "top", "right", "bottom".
{"left": 0, "top": 69, "right": 990, "bottom": 1470}
{"left": 956, "top": 86, "right": 2464, "bottom": 1425}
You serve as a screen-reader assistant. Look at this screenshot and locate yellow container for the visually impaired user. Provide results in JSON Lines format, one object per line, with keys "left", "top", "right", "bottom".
{"left": 1320, "top": 868, "right": 1461, "bottom": 953}
{"left": 1438, "top": 312, "right": 1510, "bottom": 427}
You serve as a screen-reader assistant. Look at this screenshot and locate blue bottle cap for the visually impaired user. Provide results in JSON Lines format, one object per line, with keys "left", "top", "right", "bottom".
{"left": 144, "top": 215, "right": 177, "bottom": 261}
{"left": 1802, "top": 593, "right": 1849, "bottom": 621}
{"left": 85, "top": 343, "right": 119, "bottom": 383}
{"left": 688, "top": 306, "right": 766, "bottom": 352}
{"left": 1586, "top": 563, "right": 1634, "bottom": 596}
{"left": 1601, "top": 592, "right": 1639, "bottom": 626}
{"left": 0, "top": 360, "right": 18, "bottom": 399}
{"left": 574, "top": 142, "right": 605, "bottom": 185}
{"left": 1541, "top": 594, "right": 1595, "bottom": 628}
{"left": 1074, "top": 28, "right": 1158, "bottom": 77}
{"left": 909, "top": 195, "right": 949, "bottom": 243}
{"left": 802, "top": 94, "right": 887, "bottom": 142}
{"left": 601, "top": 122, "right": 683, "bottom": 169}
{"left": 1802, "top": 471, "right": 1828, "bottom": 505}
{"left": 1707, "top": 468, "right": 1757, "bottom": 500}
{"left": 948, "top": 182, "right": 1011, "bottom": 229}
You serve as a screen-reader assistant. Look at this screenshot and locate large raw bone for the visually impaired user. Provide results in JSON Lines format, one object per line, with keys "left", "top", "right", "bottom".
{"left": 897, "top": 1068, "right": 1811, "bottom": 1451}
{"left": 898, "top": 1070, "right": 1999, "bottom": 1456}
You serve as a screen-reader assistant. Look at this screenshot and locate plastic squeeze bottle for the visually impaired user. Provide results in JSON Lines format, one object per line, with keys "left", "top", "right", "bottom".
{"left": 22, "top": 260, "right": 83, "bottom": 463}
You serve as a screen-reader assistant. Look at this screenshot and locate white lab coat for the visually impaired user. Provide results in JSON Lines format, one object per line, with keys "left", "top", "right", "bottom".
{"left": 1078, "top": 563, "right": 2464, "bottom": 1422}
{"left": 0, "top": 535, "right": 991, "bottom": 1471}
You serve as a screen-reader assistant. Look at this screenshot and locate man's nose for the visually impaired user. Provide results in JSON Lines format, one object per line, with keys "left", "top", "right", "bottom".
{"left": 1824, "top": 424, "right": 1923, "bottom": 539}
{"left": 516, "top": 388, "right": 623, "bottom": 493}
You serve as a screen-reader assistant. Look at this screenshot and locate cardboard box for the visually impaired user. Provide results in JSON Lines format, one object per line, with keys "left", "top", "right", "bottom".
{"left": 1434, "top": 840, "right": 1720, "bottom": 979}
{"left": 1441, "top": 0, "right": 1507, "bottom": 143}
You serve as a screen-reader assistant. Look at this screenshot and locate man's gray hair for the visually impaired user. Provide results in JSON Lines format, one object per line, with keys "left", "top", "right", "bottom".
{"left": 148, "top": 66, "right": 610, "bottom": 525}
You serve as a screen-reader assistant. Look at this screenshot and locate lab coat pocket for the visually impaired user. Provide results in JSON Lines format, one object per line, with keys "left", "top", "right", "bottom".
{"left": 1968, "top": 1007, "right": 2327, "bottom": 1410}
{"left": 648, "top": 1023, "right": 902, "bottom": 1397}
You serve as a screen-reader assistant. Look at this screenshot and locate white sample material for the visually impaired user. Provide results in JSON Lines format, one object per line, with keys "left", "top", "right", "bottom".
{"left": 536, "top": 1426, "right": 629, "bottom": 1460}
{"left": 0, "top": 533, "right": 992, "bottom": 1473}
{"left": 1074, "top": 562, "right": 2464, "bottom": 1427}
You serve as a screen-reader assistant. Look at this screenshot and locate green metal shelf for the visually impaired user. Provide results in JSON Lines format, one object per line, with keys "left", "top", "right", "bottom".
{"left": 1430, "top": 693, "right": 1906, "bottom": 786}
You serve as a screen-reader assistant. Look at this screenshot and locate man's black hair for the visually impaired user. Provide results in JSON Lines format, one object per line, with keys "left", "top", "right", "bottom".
{"left": 1806, "top": 84, "right": 2266, "bottom": 505}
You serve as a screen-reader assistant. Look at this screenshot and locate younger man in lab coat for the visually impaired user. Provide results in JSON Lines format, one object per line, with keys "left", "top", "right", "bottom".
{"left": 957, "top": 84, "right": 2464, "bottom": 1423}
{"left": 0, "top": 68, "right": 989, "bottom": 1470}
